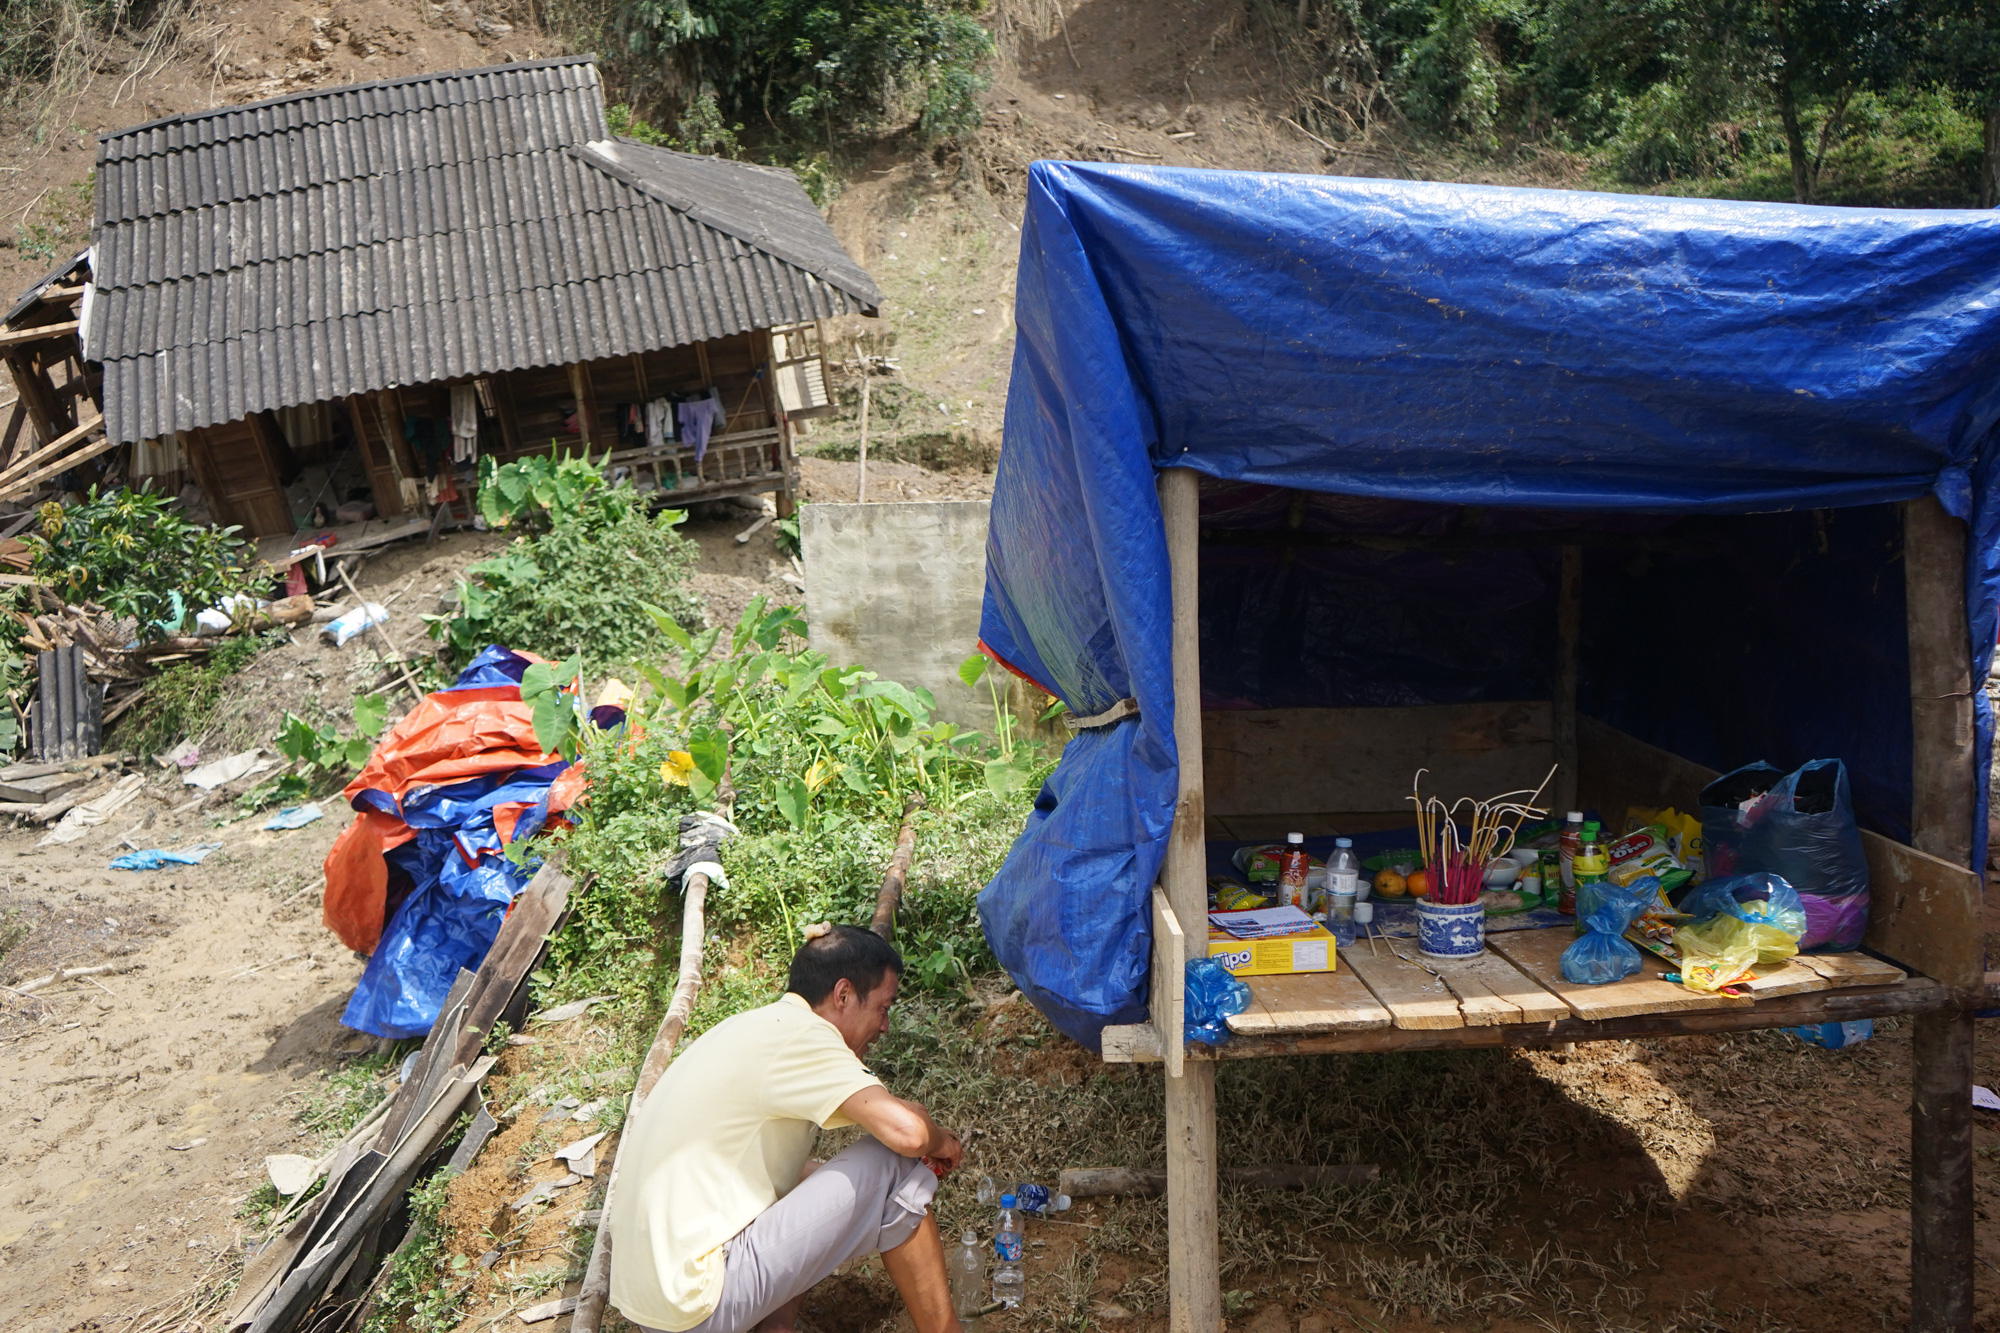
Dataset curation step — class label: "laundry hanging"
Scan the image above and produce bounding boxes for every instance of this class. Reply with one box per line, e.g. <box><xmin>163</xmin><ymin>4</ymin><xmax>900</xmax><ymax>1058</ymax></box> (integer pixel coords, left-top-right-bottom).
<box><xmin>450</xmin><ymin>384</ymin><xmax>480</xmax><ymax>463</ymax></box>
<box><xmin>677</xmin><ymin>389</ymin><xmax>724</xmax><ymax>462</ymax></box>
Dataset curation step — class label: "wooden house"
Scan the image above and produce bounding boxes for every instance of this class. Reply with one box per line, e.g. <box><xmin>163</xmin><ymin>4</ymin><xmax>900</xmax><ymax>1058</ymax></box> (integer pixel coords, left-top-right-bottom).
<box><xmin>6</xmin><ymin>56</ymin><xmax>873</xmax><ymax>537</ymax></box>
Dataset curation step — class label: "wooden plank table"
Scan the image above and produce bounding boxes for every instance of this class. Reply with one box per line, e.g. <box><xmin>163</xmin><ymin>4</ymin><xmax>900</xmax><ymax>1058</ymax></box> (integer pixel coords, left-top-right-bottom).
<box><xmin>1188</xmin><ymin>926</ymin><xmax>1942</xmax><ymax>1060</ymax></box>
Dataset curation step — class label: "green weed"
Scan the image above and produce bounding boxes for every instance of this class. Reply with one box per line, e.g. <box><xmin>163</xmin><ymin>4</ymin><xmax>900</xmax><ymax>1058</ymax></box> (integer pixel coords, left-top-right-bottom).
<box><xmin>365</xmin><ymin>1165</ymin><xmax>472</xmax><ymax>1333</ymax></box>
<box><xmin>116</xmin><ymin>632</ymin><xmax>275</xmax><ymax>757</ymax></box>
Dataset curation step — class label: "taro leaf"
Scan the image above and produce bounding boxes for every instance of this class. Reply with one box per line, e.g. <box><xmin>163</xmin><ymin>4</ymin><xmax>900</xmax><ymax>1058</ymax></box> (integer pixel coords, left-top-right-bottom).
<box><xmin>840</xmin><ymin>762</ymin><xmax>873</xmax><ymax>796</ymax></box>
<box><xmin>984</xmin><ymin>752</ymin><xmax>1032</xmax><ymax>797</ymax></box>
<box><xmin>958</xmin><ymin>653</ymin><xmax>990</xmax><ymax>689</ymax></box>
<box><xmin>531</xmin><ymin>688</ymin><xmax>576</xmax><ymax>760</ymax></box>
<box><xmin>352</xmin><ymin>692</ymin><xmax>388</xmax><ymax>738</ymax></box>
<box><xmin>687</xmin><ymin>768</ymin><xmax>717</xmax><ymax>802</ymax></box>
<box><xmin>775</xmin><ymin>775</ymin><xmax>810</xmax><ymax>831</ymax></box>
<box><xmin>687</xmin><ymin>729</ymin><xmax>729</xmax><ymax>782</ymax></box>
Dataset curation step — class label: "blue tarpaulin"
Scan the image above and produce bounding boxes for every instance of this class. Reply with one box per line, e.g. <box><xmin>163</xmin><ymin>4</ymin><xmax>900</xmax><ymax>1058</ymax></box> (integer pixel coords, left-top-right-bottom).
<box><xmin>975</xmin><ymin>162</ymin><xmax>2000</xmax><ymax>1050</ymax></box>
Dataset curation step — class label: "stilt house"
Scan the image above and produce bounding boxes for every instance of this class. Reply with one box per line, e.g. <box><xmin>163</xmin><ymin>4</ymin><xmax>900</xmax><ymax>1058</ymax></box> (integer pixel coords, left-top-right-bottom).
<box><xmin>50</xmin><ymin>55</ymin><xmax>872</xmax><ymax>536</ymax></box>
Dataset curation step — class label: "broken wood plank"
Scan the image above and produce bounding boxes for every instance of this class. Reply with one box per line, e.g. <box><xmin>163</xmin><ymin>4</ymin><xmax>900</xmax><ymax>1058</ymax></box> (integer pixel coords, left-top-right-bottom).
<box><xmin>1488</xmin><ymin>926</ymin><xmax>1742</xmax><ymax>1021</ymax></box>
<box><xmin>1340</xmin><ymin>949</ymin><xmax>1467</xmax><ymax>1029</ymax></box>
<box><xmin>0</xmin><ymin>320</ymin><xmax>81</xmax><ymax>349</ymax></box>
<box><xmin>1794</xmin><ymin>951</ymin><xmax>1907</xmax><ymax>988</ymax></box>
<box><xmin>1737</xmin><ymin>958</ymin><xmax>1831</xmax><ymax>999</ymax></box>
<box><xmin>1428</xmin><ymin>948</ymin><xmax>1570</xmax><ymax>1027</ymax></box>
<box><xmin>1226</xmin><ymin>967</ymin><xmax>1390</xmax><ymax>1036</ymax></box>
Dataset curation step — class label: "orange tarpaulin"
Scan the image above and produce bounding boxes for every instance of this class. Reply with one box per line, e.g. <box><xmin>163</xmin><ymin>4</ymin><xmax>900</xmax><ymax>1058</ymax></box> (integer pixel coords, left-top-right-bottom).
<box><xmin>322</xmin><ymin>683</ymin><xmax>563</xmax><ymax>954</ymax></box>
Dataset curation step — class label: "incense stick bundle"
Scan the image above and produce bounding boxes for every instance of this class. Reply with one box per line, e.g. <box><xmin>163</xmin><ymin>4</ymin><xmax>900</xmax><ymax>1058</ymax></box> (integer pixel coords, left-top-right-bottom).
<box><xmin>1406</xmin><ymin>766</ymin><xmax>1559</xmax><ymax>906</ymax></box>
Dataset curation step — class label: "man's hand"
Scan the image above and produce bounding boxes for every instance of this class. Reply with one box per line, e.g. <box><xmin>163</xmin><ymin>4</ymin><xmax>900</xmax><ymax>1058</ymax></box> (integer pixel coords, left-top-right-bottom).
<box><xmin>924</xmin><ymin>1130</ymin><xmax>965</xmax><ymax>1177</ymax></box>
<box><xmin>839</xmin><ymin>1085</ymin><xmax>962</xmax><ymax>1164</ymax></box>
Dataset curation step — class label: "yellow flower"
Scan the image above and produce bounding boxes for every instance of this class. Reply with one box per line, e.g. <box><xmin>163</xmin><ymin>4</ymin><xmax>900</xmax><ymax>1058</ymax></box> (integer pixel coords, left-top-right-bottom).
<box><xmin>804</xmin><ymin>759</ymin><xmax>832</xmax><ymax>793</ymax></box>
<box><xmin>660</xmin><ymin>751</ymin><xmax>696</xmax><ymax>786</ymax></box>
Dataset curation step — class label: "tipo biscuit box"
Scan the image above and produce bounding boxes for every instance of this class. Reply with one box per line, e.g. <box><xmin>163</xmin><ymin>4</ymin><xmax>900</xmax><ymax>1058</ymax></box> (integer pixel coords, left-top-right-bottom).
<box><xmin>1206</xmin><ymin>907</ymin><xmax>1337</xmax><ymax>976</ymax></box>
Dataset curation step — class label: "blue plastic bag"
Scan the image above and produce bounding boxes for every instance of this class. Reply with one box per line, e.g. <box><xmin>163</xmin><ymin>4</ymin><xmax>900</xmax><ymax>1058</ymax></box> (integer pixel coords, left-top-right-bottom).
<box><xmin>1184</xmin><ymin>957</ymin><xmax>1252</xmax><ymax>1046</ymax></box>
<box><xmin>1700</xmin><ymin>760</ymin><xmax>1869</xmax><ymax>950</ymax></box>
<box><xmin>1784</xmin><ymin>1020</ymin><xmax>1874</xmax><ymax>1049</ymax></box>
<box><xmin>1561</xmin><ymin>876</ymin><xmax>1658</xmax><ymax>984</ymax></box>
<box><xmin>1677</xmin><ymin>873</ymin><xmax>1809</xmax><ymax>941</ymax></box>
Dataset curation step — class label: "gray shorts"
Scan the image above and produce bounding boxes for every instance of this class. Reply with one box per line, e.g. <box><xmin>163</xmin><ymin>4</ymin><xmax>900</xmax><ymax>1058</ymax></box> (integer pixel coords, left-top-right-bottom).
<box><xmin>640</xmin><ymin>1136</ymin><xmax>938</xmax><ymax>1333</ymax></box>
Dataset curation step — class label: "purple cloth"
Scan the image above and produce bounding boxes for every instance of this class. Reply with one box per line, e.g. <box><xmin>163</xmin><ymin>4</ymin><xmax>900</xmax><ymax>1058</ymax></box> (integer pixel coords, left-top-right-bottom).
<box><xmin>678</xmin><ymin>397</ymin><xmax>724</xmax><ymax>462</ymax></box>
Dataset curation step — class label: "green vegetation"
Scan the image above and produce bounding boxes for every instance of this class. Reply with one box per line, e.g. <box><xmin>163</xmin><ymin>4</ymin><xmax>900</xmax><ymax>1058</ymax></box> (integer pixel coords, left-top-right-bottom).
<box><xmin>28</xmin><ymin>487</ymin><xmax>253</xmax><ymax>640</ymax></box>
<box><xmin>116</xmin><ymin>632</ymin><xmax>272</xmax><ymax>757</ymax></box>
<box><xmin>428</xmin><ymin>452</ymin><xmax>706</xmax><ymax>670</ymax></box>
<box><xmin>615</xmin><ymin>0</ymin><xmax>993</xmax><ymax>145</ymax></box>
<box><xmin>16</xmin><ymin>172</ymin><xmax>94</xmax><ymax>265</ymax></box>
<box><xmin>1262</xmin><ymin>0</ymin><xmax>1996</xmax><ymax>205</ymax></box>
<box><xmin>365</xmin><ymin>1166</ymin><xmax>473</xmax><ymax>1333</ymax></box>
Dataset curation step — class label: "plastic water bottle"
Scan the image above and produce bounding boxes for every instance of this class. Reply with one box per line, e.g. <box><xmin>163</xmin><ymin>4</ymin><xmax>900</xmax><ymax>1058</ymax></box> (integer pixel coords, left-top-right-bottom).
<box><xmin>1327</xmin><ymin>837</ymin><xmax>1359</xmax><ymax>920</ymax></box>
<box><xmin>975</xmin><ymin>1175</ymin><xmax>997</xmax><ymax>1206</ymax></box>
<box><xmin>991</xmin><ymin>1194</ymin><xmax>1026</xmax><ymax>1307</ymax></box>
<box><xmin>1012</xmin><ymin>1182</ymin><xmax>1072</xmax><ymax>1216</ymax></box>
<box><xmin>950</xmin><ymin>1228</ymin><xmax>987</xmax><ymax>1327</ymax></box>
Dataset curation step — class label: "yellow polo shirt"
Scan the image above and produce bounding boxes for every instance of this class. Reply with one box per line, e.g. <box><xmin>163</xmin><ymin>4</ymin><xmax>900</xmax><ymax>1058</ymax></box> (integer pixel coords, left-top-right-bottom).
<box><xmin>608</xmin><ymin>993</ymin><xmax>883</xmax><ymax>1331</ymax></box>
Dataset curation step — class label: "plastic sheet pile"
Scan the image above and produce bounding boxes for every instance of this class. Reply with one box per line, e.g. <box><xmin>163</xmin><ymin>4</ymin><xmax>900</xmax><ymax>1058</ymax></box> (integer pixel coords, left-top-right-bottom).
<box><xmin>324</xmin><ymin>646</ymin><xmax>604</xmax><ymax>1038</ymax></box>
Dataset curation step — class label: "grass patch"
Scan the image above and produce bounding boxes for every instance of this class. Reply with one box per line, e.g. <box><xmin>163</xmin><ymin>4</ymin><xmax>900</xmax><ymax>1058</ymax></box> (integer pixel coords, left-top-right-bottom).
<box><xmin>115</xmin><ymin>632</ymin><xmax>273</xmax><ymax>757</ymax></box>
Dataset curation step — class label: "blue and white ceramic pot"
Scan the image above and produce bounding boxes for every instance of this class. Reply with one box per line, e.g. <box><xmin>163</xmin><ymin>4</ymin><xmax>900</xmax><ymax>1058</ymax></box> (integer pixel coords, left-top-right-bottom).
<box><xmin>1417</xmin><ymin>898</ymin><xmax>1484</xmax><ymax>959</ymax></box>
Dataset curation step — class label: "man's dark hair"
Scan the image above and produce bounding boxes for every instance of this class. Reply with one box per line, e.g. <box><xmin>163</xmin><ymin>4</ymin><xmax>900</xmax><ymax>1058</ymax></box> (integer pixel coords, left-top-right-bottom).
<box><xmin>787</xmin><ymin>925</ymin><xmax>904</xmax><ymax>1005</ymax></box>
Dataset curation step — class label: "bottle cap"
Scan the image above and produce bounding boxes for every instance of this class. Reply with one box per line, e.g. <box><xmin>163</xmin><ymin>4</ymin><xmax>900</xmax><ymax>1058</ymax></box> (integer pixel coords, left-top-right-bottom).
<box><xmin>1286</xmin><ymin>832</ymin><xmax>1304</xmax><ymax>844</ymax></box>
<box><xmin>962</xmin><ymin>1228</ymin><xmax>978</xmax><ymax>1245</ymax></box>
<box><xmin>1567</xmin><ymin>811</ymin><xmax>1584</xmax><ymax>822</ymax></box>
<box><xmin>1334</xmin><ymin>837</ymin><xmax>1352</xmax><ymax>848</ymax></box>
<box><xmin>1055</xmin><ymin>1193</ymin><xmax>1072</xmax><ymax>1210</ymax></box>
<box><xmin>1000</xmin><ymin>1193</ymin><xmax>1017</xmax><ymax>1208</ymax></box>
<box><xmin>1583</xmin><ymin>821</ymin><xmax>1600</xmax><ymax>837</ymax></box>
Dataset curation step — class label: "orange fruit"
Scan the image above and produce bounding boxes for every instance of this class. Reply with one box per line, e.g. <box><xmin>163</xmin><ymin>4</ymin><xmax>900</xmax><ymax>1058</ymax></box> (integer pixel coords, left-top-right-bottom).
<box><xmin>1373</xmin><ymin>869</ymin><xmax>1407</xmax><ymax>898</ymax></box>
<box><xmin>1406</xmin><ymin>867</ymin><xmax>1433</xmax><ymax>899</ymax></box>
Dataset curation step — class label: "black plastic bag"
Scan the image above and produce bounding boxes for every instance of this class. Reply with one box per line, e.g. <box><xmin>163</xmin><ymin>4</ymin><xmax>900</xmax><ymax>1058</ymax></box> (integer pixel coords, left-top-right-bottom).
<box><xmin>1699</xmin><ymin>759</ymin><xmax>1869</xmax><ymax>951</ymax></box>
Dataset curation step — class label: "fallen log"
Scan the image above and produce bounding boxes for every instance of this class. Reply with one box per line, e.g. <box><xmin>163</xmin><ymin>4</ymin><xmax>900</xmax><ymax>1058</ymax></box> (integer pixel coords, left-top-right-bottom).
<box><xmin>1058</xmin><ymin>1164</ymin><xmax>1380</xmax><ymax>1199</ymax></box>
<box><xmin>0</xmin><ymin>959</ymin><xmax>142</xmax><ymax>997</ymax></box>
<box><xmin>869</xmin><ymin>792</ymin><xmax>924</xmax><ymax>941</ymax></box>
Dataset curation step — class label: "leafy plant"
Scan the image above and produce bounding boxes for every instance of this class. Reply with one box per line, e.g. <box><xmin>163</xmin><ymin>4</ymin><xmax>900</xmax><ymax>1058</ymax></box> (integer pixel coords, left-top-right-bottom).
<box><xmin>364</xmin><ymin>1165</ymin><xmax>472</xmax><ymax>1333</ymax></box>
<box><xmin>28</xmin><ymin>486</ymin><xmax>252</xmax><ymax>641</ymax></box>
<box><xmin>522</xmin><ymin>654</ymin><xmax>586</xmax><ymax>760</ymax></box>
<box><xmin>957</xmin><ymin>652</ymin><xmax>1032</xmax><ymax>796</ymax></box>
<box><xmin>274</xmin><ymin>693</ymin><xmax>389</xmax><ymax>778</ymax></box>
<box><xmin>432</xmin><ymin>451</ymin><xmax>706</xmax><ymax>668</ymax></box>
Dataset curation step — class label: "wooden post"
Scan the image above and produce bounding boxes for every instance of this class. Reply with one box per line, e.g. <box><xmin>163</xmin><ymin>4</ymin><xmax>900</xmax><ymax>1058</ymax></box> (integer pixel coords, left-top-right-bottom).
<box><xmin>1158</xmin><ymin>466</ymin><xmax>1220</xmax><ymax>1333</ymax></box>
<box><xmin>1903</xmin><ymin>497</ymin><xmax>1976</xmax><ymax>868</ymax></box>
<box><xmin>855</xmin><ymin>344</ymin><xmax>871</xmax><ymax>503</ymax></box>
<box><xmin>1553</xmin><ymin>544</ymin><xmax>1581</xmax><ymax>816</ymax></box>
<box><xmin>566</xmin><ymin>363</ymin><xmax>598</xmax><ymax>447</ymax></box>
<box><xmin>1903</xmin><ymin>495</ymin><xmax>1977</xmax><ymax>1333</ymax></box>
<box><xmin>1913</xmin><ymin>1007</ymin><xmax>1975</xmax><ymax>1333</ymax></box>
<box><xmin>492</xmin><ymin>373</ymin><xmax>523</xmax><ymax>458</ymax></box>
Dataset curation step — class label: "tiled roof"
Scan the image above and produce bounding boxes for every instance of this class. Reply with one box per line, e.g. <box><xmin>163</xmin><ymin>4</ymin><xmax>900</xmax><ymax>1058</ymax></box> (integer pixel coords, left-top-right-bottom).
<box><xmin>87</xmin><ymin>56</ymin><xmax>879</xmax><ymax>445</ymax></box>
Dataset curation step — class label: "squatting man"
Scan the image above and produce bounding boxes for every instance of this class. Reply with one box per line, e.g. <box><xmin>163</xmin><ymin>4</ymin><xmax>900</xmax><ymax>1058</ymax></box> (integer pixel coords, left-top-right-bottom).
<box><xmin>610</xmin><ymin>923</ymin><xmax>969</xmax><ymax>1333</ymax></box>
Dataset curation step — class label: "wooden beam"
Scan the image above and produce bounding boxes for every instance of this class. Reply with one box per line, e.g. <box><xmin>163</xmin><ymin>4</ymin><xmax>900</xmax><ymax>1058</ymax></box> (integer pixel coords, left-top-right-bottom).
<box><xmin>1912</xmin><ymin>1008</ymin><xmax>1975</xmax><ymax>1333</ymax></box>
<box><xmin>566</xmin><ymin>363</ymin><xmax>597</xmax><ymax>446</ymax></box>
<box><xmin>1158</xmin><ymin>465</ymin><xmax>1220</xmax><ymax>1333</ymax></box>
<box><xmin>1903</xmin><ymin>497</ymin><xmax>1976</xmax><ymax>869</ymax></box>
<box><xmin>1553</xmin><ymin>543</ymin><xmax>1581</xmax><ymax>814</ymax></box>
<box><xmin>1150</xmin><ymin>888</ymin><xmax>1185</xmax><ymax>1077</ymax></box>
<box><xmin>0</xmin><ymin>398</ymin><xmax>24</xmax><ymax>467</ymax></box>
<box><xmin>0</xmin><ymin>427</ymin><xmax>120</xmax><ymax>501</ymax></box>
<box><xmin>492</xmin><ymin>372</ymin><xmax>523</xmax><ymax>458</ymax></box>
<box><xmin>0</xmin><ymin>411</ymin><xmax>102</xmax><ymax>488</ymax></box>
<box><xmin>3</xmin><ymin>350</ymin><xmax>62</xmax><ymax>446</ymax></box>
<box><xmin>0</xmin><ymin>320</ymin><xmax>80</xmax><ymax>349</ymax></box>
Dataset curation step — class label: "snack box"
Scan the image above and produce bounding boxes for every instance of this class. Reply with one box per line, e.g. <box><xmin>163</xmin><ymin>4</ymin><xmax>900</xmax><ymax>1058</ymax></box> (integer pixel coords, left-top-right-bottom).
<box><xmin>1206</xmin><ymin>913</ymin><xmax>1338</xmax><ymax>977</ymax></box>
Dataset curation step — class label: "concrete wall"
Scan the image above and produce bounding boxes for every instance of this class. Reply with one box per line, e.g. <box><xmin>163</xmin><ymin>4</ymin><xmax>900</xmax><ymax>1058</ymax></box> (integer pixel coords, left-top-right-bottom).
<box><xmin>802</xmin><ymin>500</ymin><xmax>992</xmax><ymax>729</ymax></box>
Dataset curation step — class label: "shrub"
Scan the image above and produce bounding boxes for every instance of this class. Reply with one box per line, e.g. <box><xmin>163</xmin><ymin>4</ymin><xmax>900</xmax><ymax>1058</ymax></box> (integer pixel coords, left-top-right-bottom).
<box><xmin>27</xmin><ymin>486</ymin><xmax>252</xmax><ymax>641</ymax></box>
<box><xmin>433</xmin><ymin>452</ymin><xmax>706</xmax><ymax>669</ymax></box>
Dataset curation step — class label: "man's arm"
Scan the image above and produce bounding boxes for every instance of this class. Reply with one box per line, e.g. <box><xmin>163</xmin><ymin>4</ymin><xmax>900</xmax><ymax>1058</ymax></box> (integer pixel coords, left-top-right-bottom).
<box><xmin>837</xmin><ymin>1085</ymin><xmax>963</xmax><ymax>1168</ymax></box>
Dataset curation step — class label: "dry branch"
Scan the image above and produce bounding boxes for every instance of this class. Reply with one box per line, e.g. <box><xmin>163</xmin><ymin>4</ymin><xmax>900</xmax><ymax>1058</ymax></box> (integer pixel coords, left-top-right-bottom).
<box><xmin>870</xmin><ymin>792</ymin><xmax>924</xmax><ymax>940</ymax></box>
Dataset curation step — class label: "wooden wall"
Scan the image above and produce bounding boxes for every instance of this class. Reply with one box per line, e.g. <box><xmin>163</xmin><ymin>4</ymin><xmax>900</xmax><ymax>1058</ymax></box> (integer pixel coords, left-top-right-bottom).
<box><xmin>1202</xmin><ymin>702</ymin><xmax>1556</xmax><ymax>837</ymax></box>
<box><xmin>492</xmin><ymin>333</ymin><xmax>779</xmax><ymax>461</ymax></box>
<box><xmin>185</xmin><ymin>413</ymin><xmax>291</xmax><ymax>536</ymax></box>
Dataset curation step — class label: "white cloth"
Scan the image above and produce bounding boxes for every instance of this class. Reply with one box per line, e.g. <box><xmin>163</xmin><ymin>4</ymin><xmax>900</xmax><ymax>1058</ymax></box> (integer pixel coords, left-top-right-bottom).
<box><xmin>450</xmin><ymin>384</ymin><xmax>479</xmax><ymax>462</ymax></box>
<box><xmin>644</xmin><ymin>398</ymin><xmax>673</xmax><ymax>451</ymax></box>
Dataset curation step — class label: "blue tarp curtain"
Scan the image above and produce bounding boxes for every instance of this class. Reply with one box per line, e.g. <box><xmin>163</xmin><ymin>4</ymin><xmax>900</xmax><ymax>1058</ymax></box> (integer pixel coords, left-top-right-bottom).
<box><xmin>975</xmin><ymin>162</ymin><xmax>2000</xmax><ymax>1050</ymax></box>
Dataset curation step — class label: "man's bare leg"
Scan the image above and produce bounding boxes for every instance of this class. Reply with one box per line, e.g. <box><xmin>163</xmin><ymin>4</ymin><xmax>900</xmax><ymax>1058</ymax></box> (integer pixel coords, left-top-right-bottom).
<box><xmin>880</xmin><ymin>1211</ymin><xmax>962</xmax><ymax>1333</ymax></box>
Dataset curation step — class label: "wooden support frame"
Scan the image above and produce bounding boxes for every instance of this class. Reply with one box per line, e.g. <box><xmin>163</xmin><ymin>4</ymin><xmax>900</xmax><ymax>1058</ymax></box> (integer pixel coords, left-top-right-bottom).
<box><xmin>1157</xmin><ymin>467</ymin><xmax>1220</xmax><ymax>1333</ymax></box>
<box><xmin>1132</xmin><ymin>479</ymin><xmax>1983</xmax><ymax>1333</ymax></box>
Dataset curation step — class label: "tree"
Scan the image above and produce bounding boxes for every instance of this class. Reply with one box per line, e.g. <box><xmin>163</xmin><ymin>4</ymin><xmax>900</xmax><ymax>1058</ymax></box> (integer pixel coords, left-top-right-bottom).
<box><xmin>1907</xmin><ymin>0</ymin><xmax>2000</xmax><ymax>206</ymax></box>
<box><xmin>1762</xmin><ymin>0</ymin><xmax>1915</xmax><ymax>203</ymax></box>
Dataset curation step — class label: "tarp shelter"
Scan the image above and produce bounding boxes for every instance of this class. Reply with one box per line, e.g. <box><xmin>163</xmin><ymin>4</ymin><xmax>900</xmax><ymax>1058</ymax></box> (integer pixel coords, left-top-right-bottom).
<box><xmin>975</xmin><ymin>161</ymin><xmax>1999</xmax><ymax>1331</ymax></box>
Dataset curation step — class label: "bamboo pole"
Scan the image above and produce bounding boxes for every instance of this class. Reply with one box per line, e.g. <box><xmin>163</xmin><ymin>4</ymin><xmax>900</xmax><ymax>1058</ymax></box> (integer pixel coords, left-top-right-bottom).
<box><xmin>869</xmin><ymin>792</ymin><xmax>924</xmax><ymax>940</ymax></box>
<box><xmin>855</xmin><ymin>345</ymin><xmax>871</xmax><ymax>503</ymax></box>
<box><xmin>573</xmin><ymin>768</ymin><xmax>737</xmax><ymax>1333</ymax></box>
